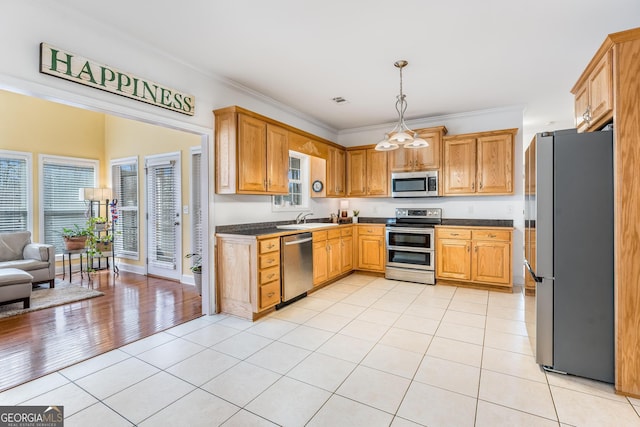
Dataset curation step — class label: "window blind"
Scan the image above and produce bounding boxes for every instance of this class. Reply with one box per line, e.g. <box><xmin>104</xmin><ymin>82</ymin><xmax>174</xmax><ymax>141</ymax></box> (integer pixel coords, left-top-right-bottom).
<box><xmin>42</xmin><ymin>160</ymin><xmax>96</xmax><ymax>252</ymax></box>
<box><xmin>147</xmin><ymin>162</ymin><xmax>177</xmax><ymax>268</ymax></box>
<box><xmin>0</xmin><ymin>155</ymin><xmax>28</xmax><ymax>232</ymax></box>
<box><xmin>191</xmin><ymin>152</ymin><xmax>203</xmax><ymax>257</ymax></box>
<box><xmin>112</xmin><ymin>160</ymin><xmax>139</xmax><ymax>259</ymax></box>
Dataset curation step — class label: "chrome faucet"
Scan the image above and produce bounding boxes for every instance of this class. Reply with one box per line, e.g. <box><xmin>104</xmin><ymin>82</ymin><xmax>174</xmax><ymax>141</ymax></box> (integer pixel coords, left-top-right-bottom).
<box><xmin>296</xmin><ymin>212</ymin><xmax>313</xmax><ymax>224</ymax></box>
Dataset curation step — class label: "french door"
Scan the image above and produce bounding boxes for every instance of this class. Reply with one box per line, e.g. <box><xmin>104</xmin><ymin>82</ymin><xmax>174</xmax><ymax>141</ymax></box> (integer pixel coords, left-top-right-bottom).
<box><xmin>146</xmin><ymin>153</ymin><xmax>182</xmax><ymax>280</ymax></box>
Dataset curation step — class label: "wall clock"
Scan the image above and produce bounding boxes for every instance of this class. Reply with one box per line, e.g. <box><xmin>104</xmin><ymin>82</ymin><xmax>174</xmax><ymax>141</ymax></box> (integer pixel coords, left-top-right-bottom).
<box><xmin>312</xmin><ymin>180</ymin><xmax>323</xmax><ymax>192</ymax></box>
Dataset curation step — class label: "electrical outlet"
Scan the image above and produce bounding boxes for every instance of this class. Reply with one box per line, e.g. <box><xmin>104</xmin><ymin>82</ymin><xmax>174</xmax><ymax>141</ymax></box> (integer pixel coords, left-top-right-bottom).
<box><xmin>183</xmin><ymin>205</ymin><xmax>189</xmax><ymax>214</ymax></box>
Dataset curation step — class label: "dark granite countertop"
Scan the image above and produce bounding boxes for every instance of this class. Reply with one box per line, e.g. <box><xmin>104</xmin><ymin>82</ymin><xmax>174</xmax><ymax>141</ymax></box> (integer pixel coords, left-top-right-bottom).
<box><xmin>440</xmin><ymin>218</ymin><xmax>514</xmax><ymax>227</ymax></box>
<box><xmin>215</xmin><ymin>217</ymin><xmax>513</xmax><ymax>237</ymax></box>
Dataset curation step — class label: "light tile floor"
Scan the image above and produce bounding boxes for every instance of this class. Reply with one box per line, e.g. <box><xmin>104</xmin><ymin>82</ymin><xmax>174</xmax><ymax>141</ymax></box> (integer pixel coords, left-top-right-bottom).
<box><xmin>2</xmin><ymin>274</ymin><xmax>639</xmax><ymax>426</ymax></box>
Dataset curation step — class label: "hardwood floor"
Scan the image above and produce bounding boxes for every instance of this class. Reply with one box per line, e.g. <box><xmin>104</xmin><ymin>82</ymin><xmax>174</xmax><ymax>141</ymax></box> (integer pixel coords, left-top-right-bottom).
<box><xmin>0</xmin><ymin>270</ymin><xmax>202</xmax><ymax>392</ymax></box>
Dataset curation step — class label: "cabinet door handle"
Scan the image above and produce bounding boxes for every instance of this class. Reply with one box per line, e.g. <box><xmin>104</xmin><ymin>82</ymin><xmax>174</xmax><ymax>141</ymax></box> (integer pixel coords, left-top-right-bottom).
<box><xmin>267</xmin><ymin>243</ymin><xmax>275</xmax><ymax>249</ymax></box>
<box><xmin>264</xmin><ymin>179</ymin><xmax>267</xmax><ymax>189</ymax></box>
<box><xmin>266</xmin><ymin>258</ymin><xmax>275</xmax><ymax>264</ymax></box>
<box><xmin>267</xmin><ymin>273</ymin><xmax>276</xmax><ymax>279</ymax></box>
<box><xmin>467</xmin><ymin>245</ymin><xmax>470</xmax><ymax>252</ymax></box>
<box><xmin>488</xmin><ymin>233</ymin><xmax>496</xmax><ymax>238</ymax></box>
<box><xmin>451</xmin><ymin>233</ymin><xmax>459</xmax><ymax>236</ymax></box>
<box><xmin>474</xmin><ymin>245</ymin><xmax>478</xmax><ymax>253</ymax></box>
<box><xmin>471</xmin><ymin>182</ymin><xmax>475</xmax><ymax>191</ymax></box>
<box><xmin>479</xmin><ymin>182</ymin><xmax>483</xmax><ymax>190</ymax></box>
<box><xmin>267</xmin><ymin>292</ymin><xmax>275</xmax><ymax>298</ymax></box>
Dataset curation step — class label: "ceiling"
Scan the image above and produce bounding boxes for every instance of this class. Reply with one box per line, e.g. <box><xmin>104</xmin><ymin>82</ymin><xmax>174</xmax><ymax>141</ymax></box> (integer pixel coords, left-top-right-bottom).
<box><xmin>54</xmin><ymin>0</ymin><xmax>639</xmax><ymax>135</ymax></box>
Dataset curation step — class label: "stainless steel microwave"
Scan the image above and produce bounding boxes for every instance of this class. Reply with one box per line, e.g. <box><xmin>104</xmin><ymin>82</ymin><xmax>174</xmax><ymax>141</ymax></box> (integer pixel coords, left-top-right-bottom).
<box><xmin>391</xmin><ymin>171</ymin><xmax>439</xmax><ymax>198</ymax></box>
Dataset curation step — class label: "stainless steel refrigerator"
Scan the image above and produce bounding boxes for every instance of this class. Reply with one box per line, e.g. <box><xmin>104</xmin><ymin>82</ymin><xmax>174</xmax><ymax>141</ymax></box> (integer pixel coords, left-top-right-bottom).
<box><xmin>524</xmin><ymin>128</ymin><xmax>614</xmax><ymax>383</ymax></box>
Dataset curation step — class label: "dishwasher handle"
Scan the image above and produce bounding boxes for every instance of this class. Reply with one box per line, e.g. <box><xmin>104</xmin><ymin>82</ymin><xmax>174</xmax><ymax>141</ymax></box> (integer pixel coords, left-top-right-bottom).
<box><xmin>284</xmin><ymin>237</ymin><xmax>313</xmax><ymax>246</ymax></box>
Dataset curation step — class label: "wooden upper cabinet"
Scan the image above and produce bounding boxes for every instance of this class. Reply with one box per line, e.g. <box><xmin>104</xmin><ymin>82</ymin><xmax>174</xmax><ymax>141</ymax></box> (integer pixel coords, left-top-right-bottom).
<box><xmin>327</xmin><ymin>146</ymin><xmax>346</xmax><ymax>197</ymax></box>
<box><xmin>214</xmin><ymin>106</ymin><xmax>339</xmax><ymax>195</ymax></box>
<box><xmin>347</xmin><ymin>148</ymin><xmax>388</xmax><ymax>197</ymax></box>
<box><xmin>443</xmin><ymin>129</ymin><xmax>516</xmax><ymax>196</ymax></box>
<box><xmin>443</xmin><ymin>137</ymin><xmax>477</xmax><ymax>194</ymax></box>
<box><xmin>265</xmin><ymin>124</ymin><xmax>289</xmax><ymax>193</ymax></box>
<box><xmin>477</xmin><ymin>133</ymin><xmax>513</xmax><ymax>194</ymax></box>
<box><xmin>366</xmin><ymin>149</ymin><xmax>389</xmax><ymax>196</ymax></box>
<box><xmin>389</xmin><ymin>126</ymin><xmax>447</xmax><ymax>172</ymax></box>
<box><xmin>346</xmin><ymin>149</ymin><xmax>367</xmax><ymax>196</ymax></box>
<box><xmin>237</xmin><ymin>114</ymin><xmax>267</xmax><ymax>192</ymax></box>
<box><xmin>572</xmin><ymin>49</ymin><xmax>613</xmax><ymax>132</ymax></box>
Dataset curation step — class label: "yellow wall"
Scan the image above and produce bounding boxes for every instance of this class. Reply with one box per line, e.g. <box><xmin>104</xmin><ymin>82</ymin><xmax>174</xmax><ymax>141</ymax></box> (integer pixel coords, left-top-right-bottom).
<box><xmin>0</xmin><ymin>90</ymin><xmax>105</xmax><ymax>241</ymax></box>
<box><xmin>103</xmin><ymin>115</ymin><xmax>201</xmax><ymax>272</ymax></box>
<box><xmin>0</xmin><ymin>90</ymin><xmax>201</xmax><ymax>277</ymax></box>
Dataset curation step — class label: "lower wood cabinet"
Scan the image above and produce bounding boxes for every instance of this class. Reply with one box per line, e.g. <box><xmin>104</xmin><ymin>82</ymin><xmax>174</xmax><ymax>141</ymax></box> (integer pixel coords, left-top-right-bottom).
<box><xmin>356</xmin><ymin>224</ymin><xmax>385</xmax><ymax>272</ymax></box>
<box><xmin>436</xmin><ymin>226</ymin><xmax>513</xmax><ymax>290</ymax></box>
<box><xmin>216</xmin><ymin>234</ymin><xmax>281</xmax><ymax>320</ymax></box>
<box><xmin>313</xmin><ymin>226</ymin><xmax>353</xmax><ymax>287</ymax></box>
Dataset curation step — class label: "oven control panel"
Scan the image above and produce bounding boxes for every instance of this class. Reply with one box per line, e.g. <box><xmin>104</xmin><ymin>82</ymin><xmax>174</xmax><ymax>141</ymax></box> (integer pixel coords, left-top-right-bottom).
<box><xmin>395</xmin><ymin>208</ymin><xmax>442</xmax><ymax>219</ymax></box>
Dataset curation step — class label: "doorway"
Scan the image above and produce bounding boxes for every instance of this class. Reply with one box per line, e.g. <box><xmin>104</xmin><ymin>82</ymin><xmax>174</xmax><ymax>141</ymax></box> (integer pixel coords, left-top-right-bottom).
<box><xmin>145</xmin><ymin>152</ymin><xmax>182</xmax><ymax>281</ymax></box>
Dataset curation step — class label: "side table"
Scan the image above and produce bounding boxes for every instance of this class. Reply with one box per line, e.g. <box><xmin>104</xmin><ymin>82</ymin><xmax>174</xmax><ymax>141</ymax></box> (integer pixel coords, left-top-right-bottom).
<box><xmin>61</xmin><ymin>249</ymin><xmax>86</xmax><ymax>281</ymax></box>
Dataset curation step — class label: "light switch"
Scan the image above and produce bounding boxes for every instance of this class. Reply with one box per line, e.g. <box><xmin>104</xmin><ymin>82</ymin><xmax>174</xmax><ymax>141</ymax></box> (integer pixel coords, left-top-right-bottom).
<box><xmin>183</xmin><ymin>205</ymin><xmax>189</xmax><ymax>214</ymax></box>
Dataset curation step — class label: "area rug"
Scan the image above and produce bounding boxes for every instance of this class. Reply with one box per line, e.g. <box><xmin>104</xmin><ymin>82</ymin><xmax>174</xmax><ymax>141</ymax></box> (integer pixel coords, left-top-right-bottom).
<box><xmin>0</xmin><ymin>279</ymin><xmax>104</xmax><ymax>319</ymax></box>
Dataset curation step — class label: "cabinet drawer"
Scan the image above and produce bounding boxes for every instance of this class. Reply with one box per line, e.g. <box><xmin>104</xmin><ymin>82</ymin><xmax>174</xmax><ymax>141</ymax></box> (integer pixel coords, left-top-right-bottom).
<box><xmin>341</xmin><ymin>227</ymin><xmax>353</xmax><ymax>237</ymax></box>
<box><xmin>358</xmin><ymin>225</ymin><xmax>384</xmax><ymax>236</ymax></box>
<box><xmin>259</xmin><ymin>253</ymin><xmax>280</xmax><ymax>269</ymax></box>
<box><xmin>328</xmin><ymin>229</ymin><xmax>341</xmax><ymax>239</ymax></box>
<box><xmin>260</xmin><ymin>281</ymin><xmax>280</xmax><ymax>309</ymax></box>
<box><xmin>472</xmin><ymin>229</ymin><xmax>511</xmax><ymax>241</ymax></box>
<box><xmin>259</xmin><ymin>238</ymin><xmax>279</xmax><ymax>254</ymax></box>
<box><xmin>259</xmin><ymin>265</ymin><xmax>280</xmax><ymax>285</ymax></box>
<box><xmin>313</xmin><ymin>231</ymin><xmax>328</xmax><ymax>241</ymax></box>
<box><xmin>437</xmin><ymin>228</ymin><xmax>471</xmax><ymax>240</ymax></box>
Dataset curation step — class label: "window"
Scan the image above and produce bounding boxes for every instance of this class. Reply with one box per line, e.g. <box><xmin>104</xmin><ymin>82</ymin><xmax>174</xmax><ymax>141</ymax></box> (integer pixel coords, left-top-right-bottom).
<box><xmin>0</xmin><ymin>150</ymin><xmax>32</xmax><ymax>233</ymax></box>
<box><xmin>272</xmin><ymin>151</ymin><xmax>310</xmax><ymax>211</ymax></box>
<box><xmin>191</xmin><ymin>148</ymin><xmax>203</xmax><ymax>257</ymax></box>
<box><xmin>111</xmin><ymin>157</ymin><xmax>139</xmax><ymax>259</ymax></box>
<box><xmin>40</xmin><ymin>155</ymin><xmax>98</xmax><ymax>253</ymax></box>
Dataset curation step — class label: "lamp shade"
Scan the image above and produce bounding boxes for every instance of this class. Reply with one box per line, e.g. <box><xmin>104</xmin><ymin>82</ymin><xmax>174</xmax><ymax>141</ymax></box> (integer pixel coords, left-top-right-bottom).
<box><xmin>79</xmin><ymin>187</ymin><xmax>113</xmax><ymax>201</ymax></box>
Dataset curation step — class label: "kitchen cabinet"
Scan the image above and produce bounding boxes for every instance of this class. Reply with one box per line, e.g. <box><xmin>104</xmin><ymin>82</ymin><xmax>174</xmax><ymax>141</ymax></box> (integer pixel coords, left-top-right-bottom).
<box><xmin>388</xmin><ymin>126</ymin><xmax>447</xmax><ymax>172</ymax></box>
<box><xmin>214</xmin><ymin>107</ymin><xmax>289</xmax><ymax>195</ymax></box>
<box><xmin>326</xmin><ymin>146</ymin><xmax>346</xmax><ymax>197</ymax></box>
<box><xmin>442</xmin><ymin>129</ymin><xmax>516</xmax><ymax>196</ymax></box>
<box><xmin>216</xmin><ymin>234</ymin><xmax>281</xmax><ymax>320</ymax></box>
<box><xmin>347</xmin><ymin>147</ymin><xmax>389</xmax><ymax>197</ymax></box>
<box><xmin>572</xmin><ymin>50</ymin><xmax>613</xmax><ymax>132</ymax></box>
<box><xmin>237</xmin><ymin>115</ymin><xmax>288</xmax><ymax>194</ymax></box>
<box><xmin>313</xmin><ymin>226</ymin><xmax>352</xmax><ymax>286</ymax></box>
<box><xmin>355</xmin><ymin>224</ymin><xmax>385</xmax><ymax>272</ymax></box>
<box><xmin>436</xmin><ymin>226</ymin><xmax>512</xmax><ymax>290</ymax></box>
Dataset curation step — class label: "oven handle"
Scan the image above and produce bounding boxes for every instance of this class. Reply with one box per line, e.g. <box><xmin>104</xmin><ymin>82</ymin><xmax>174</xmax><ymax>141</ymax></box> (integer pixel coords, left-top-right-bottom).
<box><xmin>386</xmin><ymin>226</ymin><xmax>435</xmax><ymax>234</ymax></box>
<box><xmin>387</xmin><ymin>245</ymin><xmax>433</xmax><ymax>253</ymax></box>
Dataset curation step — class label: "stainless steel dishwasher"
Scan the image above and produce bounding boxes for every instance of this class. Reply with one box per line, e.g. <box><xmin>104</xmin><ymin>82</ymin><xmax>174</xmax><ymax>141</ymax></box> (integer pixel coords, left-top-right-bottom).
<box><xmin>278</xmin><ymin>232</ymin><xmax>313</xmax><ymax>308</ymax></box>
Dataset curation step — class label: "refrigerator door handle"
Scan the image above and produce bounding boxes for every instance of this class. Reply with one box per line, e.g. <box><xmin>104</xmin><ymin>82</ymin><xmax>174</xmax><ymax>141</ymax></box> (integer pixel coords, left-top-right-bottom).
<box><xmin>524</xmin><ymin>260</ymin><xmax>543</xmax><ymax>283</ymax></box>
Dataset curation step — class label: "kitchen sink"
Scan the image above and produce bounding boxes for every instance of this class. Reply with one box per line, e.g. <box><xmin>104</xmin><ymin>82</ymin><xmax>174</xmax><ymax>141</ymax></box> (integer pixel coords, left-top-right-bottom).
<box><xmin>276</xmin><ymin>223</ymin><xmax>338</xmax><ymax>230</ymax></box>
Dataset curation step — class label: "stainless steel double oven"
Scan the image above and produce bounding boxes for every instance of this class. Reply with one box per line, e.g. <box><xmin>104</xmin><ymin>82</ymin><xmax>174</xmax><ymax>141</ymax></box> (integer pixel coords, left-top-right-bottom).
<box><xmin>385</xmin><ymin>208</ymin><xmax>441</xmax><ymax>285</ymax></box>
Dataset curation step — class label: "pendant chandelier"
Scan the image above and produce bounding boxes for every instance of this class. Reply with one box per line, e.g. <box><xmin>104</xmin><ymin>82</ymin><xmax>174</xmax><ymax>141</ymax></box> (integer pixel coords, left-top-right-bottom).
<box><xmin>375</xmin><ymin>60</ymin><xmax>428</xmax><ymax>151</ymax></box>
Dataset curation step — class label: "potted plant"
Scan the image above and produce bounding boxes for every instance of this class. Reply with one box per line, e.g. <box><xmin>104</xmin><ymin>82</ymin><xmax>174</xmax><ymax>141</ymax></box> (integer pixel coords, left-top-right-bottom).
<box><xmin>352</xmin><ymin>209</ymin><xmax>360</xmax><ymax>223</ymax></box>
<box><xmin>86</xmin><ymin>216</ymin><xmax>112</xmax><ymax>259</ymax></box>
<box><xmin>61</xmin><ymin>224</ymin><xmax>91</xmax><ymax>250</ymax></box>
<box><xmin>186</xmin><ymin>253</ymin><xmax>202</xmax><ymax>295</ymax></box>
